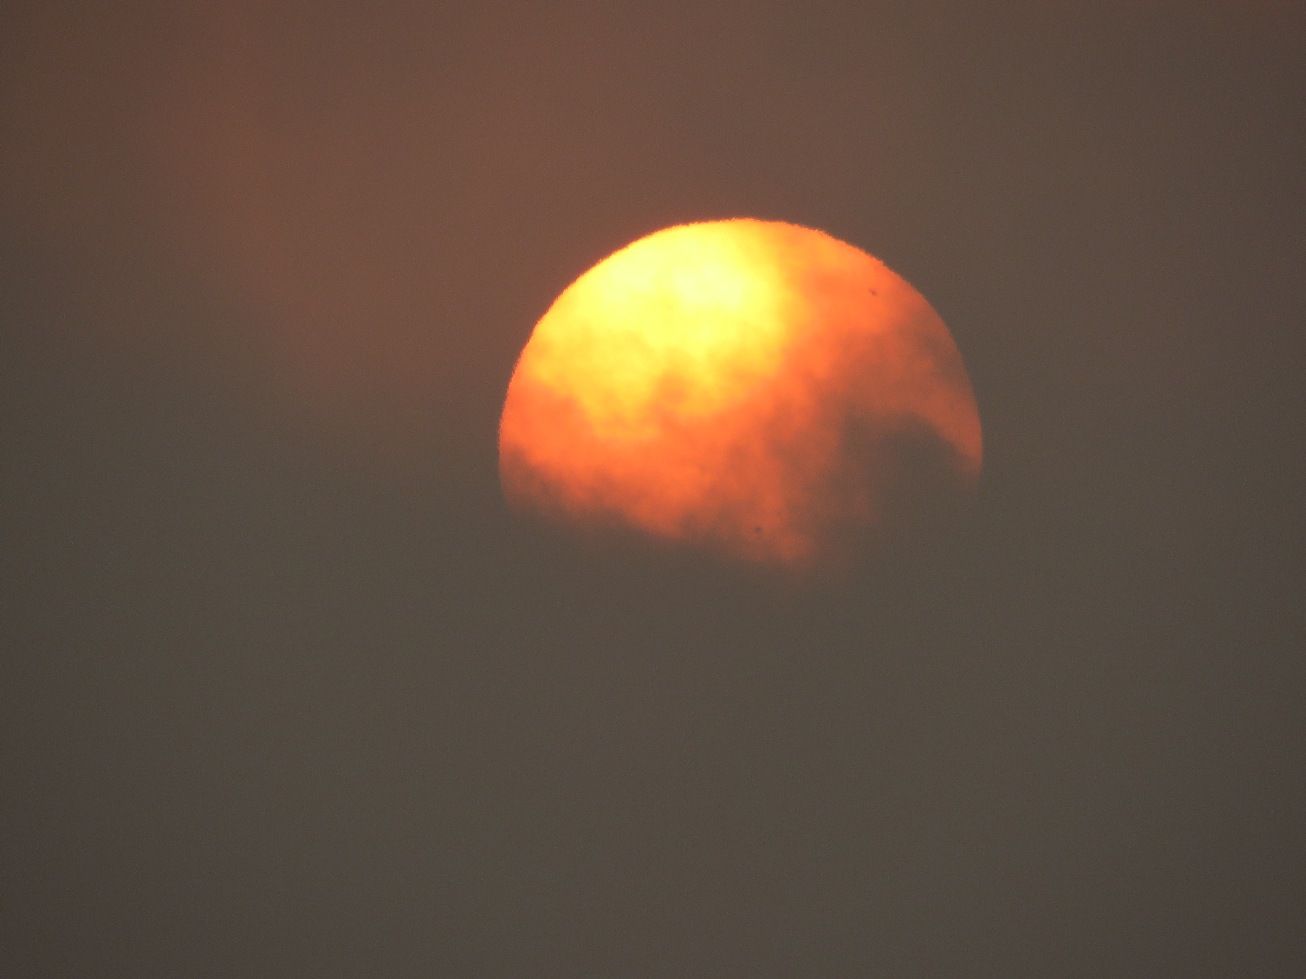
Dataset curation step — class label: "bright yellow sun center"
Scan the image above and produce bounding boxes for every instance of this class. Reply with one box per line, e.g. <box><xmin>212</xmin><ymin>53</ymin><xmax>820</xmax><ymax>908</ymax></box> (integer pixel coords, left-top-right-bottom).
<box><xmin>530</xmin><ymin>224</ymin><xmax>792</xmax><ymax>437</ymax></box>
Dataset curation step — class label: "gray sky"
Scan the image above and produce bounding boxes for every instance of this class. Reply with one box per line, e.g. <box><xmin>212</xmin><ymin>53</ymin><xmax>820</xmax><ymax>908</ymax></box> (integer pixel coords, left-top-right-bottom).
<box><xmin>3</xmin><ymin>2</ymin><xmax>1303</xmax><ymax>974</ymax></box>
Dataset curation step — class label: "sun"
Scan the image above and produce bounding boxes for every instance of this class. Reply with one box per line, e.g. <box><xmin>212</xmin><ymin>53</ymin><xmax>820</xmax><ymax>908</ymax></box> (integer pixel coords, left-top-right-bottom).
<box><xmin>499</xmin><ymin>218</ymin><xmax>981</xmax><ymax>569</ymax></box>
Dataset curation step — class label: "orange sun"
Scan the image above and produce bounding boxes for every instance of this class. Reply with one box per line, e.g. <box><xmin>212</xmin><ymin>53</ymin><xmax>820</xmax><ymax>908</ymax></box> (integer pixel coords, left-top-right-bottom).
<box><xmin>499</xmin><ymin>219</ymin><xmax>982</xmax><ymax>569</ymax></box>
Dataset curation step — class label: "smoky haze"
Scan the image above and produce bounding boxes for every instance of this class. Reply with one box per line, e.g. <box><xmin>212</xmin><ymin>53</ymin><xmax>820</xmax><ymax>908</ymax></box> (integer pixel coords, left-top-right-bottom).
<box><xmin>2</xmin><ymin>2</ymin><xmax>1303</xmax><ymax>975</ymax></box>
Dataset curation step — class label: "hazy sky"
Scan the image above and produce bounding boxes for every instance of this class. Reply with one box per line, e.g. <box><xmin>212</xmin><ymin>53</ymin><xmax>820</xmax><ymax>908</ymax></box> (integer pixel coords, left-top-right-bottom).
<box><xmin>3</xmin><ymin>2</ymin><xmax>1303</xmax><ymax>974</ymax></box>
